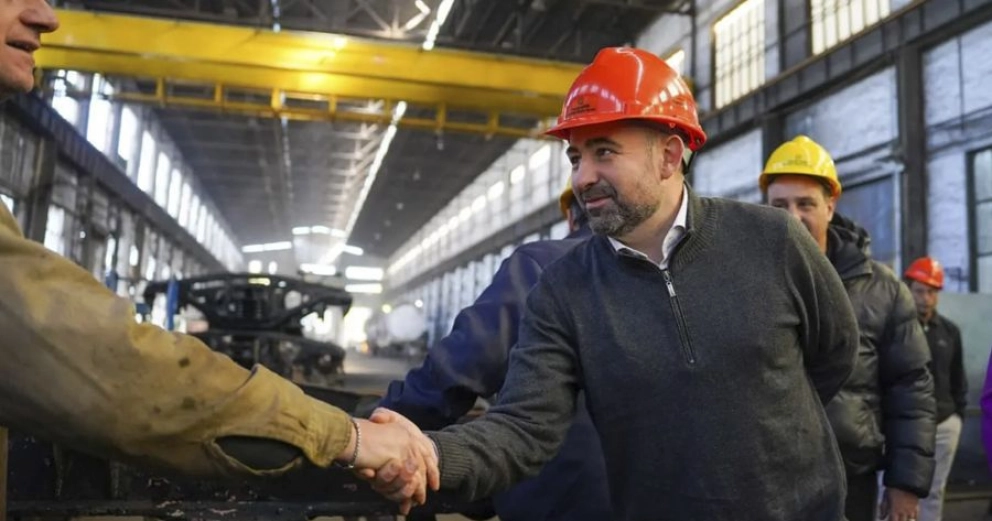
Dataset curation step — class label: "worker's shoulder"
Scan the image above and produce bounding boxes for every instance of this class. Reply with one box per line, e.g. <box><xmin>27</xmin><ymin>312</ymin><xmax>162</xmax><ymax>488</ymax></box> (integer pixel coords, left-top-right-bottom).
<box><xmin>866</xmin><ymin>258</ymin><xmax>912</xmax><ymax>301</ymax></box>
<box><xmin>697</xmin><ymin>195</ymin><xmax>793</xmax><ymax>236</ymax></box>
<box><xmin>513</xmin><ymin>236</ymin><xmax>591</xmax><ymax>268</ymax></box>
<box><xmin>935</xmin><ymin>311</ymin><xmax>962</xmax><ymax>336</ymax></box>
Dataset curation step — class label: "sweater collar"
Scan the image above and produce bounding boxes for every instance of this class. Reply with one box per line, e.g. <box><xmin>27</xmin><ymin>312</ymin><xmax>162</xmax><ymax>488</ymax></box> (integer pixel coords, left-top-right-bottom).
<box><xmin>594</xmin><ymin>183</ymin><xmax>714</xmax><ymax>271</ymax></box>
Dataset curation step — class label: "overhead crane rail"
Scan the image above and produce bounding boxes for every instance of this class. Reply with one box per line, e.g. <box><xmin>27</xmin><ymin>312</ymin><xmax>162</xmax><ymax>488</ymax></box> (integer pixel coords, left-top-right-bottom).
<box><xmin>35</xmin><ymin>9</ymin><xmax>586</xmax><ymax>139</ymax></box>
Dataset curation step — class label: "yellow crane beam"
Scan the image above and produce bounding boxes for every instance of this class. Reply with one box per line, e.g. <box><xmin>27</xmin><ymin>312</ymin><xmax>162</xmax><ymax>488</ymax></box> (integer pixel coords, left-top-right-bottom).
<box><xmin>36</xmin><ymin>9</ymin><xmax>584</xmax><ymax>125</ymax></box>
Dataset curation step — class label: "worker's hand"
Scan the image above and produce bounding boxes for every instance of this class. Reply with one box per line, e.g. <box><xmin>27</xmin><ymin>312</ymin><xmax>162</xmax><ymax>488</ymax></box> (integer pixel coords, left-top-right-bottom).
<box><xmin>878</xmin><ymin>487</ymin><xmax>919</xmax><ymax>521</ymax></box>
<box><xmin>355</xmin><ymin>408</ymin><xmax>440</xmax><ymax>513</ymax></box>
<box><xmin>339</xmin><ymin>416</ymin><xmax>436</xmax><ymax>514</ymax></box>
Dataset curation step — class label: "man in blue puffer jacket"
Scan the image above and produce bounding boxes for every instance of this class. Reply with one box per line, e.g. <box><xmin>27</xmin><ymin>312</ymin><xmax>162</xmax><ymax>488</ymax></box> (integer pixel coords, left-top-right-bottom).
<box><xmin>376</xmin><ymin>183</ymin><xmax>610</xmax><ymax>521</ymax></box>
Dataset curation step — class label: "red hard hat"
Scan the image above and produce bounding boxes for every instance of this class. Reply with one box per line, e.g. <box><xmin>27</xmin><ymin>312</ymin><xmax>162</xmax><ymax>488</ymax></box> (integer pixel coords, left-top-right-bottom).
<box><xmin>545</xmin><ymin>47</ymin><xmax>707</xmax><ymax>151</ymax></box>
<box><xmin>904</xmin><ymin>256</ymin><xmax>945</xmax><ymax>289</ymax></box>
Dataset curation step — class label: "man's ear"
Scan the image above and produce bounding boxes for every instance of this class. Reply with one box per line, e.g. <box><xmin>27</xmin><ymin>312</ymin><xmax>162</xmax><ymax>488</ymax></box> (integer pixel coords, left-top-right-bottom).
<box><xmin>659</xmin><ymin>134</ymin><xmax>685</xmax><ymax>180</ymax></box>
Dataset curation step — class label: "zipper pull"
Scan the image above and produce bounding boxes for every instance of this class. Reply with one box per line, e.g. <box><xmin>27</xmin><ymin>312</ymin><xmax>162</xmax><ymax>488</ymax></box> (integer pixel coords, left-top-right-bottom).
<box><xmin>662</xmin><ymin>270</ymin><xmax>676</xmax><ymax>297</ymax></box>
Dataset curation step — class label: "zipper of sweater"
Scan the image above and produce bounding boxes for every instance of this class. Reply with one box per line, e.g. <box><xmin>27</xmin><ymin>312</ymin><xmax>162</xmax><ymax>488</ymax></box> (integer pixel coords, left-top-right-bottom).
<box><xmin>661</xmin><ymin>269</ymin><xmax>696</xmax><ymax>365</ymax></box>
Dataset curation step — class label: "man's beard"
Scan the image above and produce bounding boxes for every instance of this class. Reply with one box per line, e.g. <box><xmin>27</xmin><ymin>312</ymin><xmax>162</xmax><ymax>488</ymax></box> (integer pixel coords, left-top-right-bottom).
<box><xmin>581</xmin><ymin>182</ymin><xmax>658</xmax><ymax>237</ymax></box>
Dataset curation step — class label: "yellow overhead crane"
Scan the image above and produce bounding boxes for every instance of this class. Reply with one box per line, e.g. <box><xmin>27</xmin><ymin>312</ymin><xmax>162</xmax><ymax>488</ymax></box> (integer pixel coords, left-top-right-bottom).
<box><xmin>35</xmin><ymin>9</ymin><xmax>587</xmax><ymax>138</ymax></box>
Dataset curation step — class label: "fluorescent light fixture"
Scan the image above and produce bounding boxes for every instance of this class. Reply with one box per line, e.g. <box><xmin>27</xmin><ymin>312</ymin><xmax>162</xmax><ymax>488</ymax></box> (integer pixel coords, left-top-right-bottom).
<box><xmin>300</xmin><ymin>263</ymin><xmax>337</xmax><ymax>276</ymax></box>
<box><xmin>293</xmin><ymin>226</ymin><xmax>335</xmax><ymax>236</ymax></box>
<box><xmin>241</xmin><ymin>241</ymin><xmax>292</xmax><ymax>253</ymax></box>
<box><xmin>345</xmin><ymin>283</ymin><xmax>383</xmax><ymax>294</ymax></box>
<box><xmin>345</xmin><ymin>266</ymin><xmax>384</xmax><ymax>281</ymax></box>
<box><xmin>342</xmin><ymin>244</ymin><xmax>364</xmax><ymax>256</ymax></box>
<box><xmin>342</xmin><ymin>102</ymin><xmax>406</xmax><ymax>241</ymax></box>
<box><xmin>422</xmin><ymin>0</ymin><xmax>455</xmax><ymax>51</ymax></box>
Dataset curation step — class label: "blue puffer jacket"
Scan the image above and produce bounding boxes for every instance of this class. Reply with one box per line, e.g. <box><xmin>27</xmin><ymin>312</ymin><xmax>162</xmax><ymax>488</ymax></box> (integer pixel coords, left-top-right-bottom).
<box><xmin>377</xmin><ymin>228</ymin><xmax>612</xmax><ymax>521</ymax></box>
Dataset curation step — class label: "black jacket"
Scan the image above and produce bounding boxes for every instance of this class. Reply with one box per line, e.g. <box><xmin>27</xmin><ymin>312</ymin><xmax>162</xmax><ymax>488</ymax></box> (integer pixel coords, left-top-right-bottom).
<box><xmin>824</xmin><ymin>213</ymin><xmax>936</xmax><ymax>496</ymax></box>
<box><xmin>923</xmin><ymin>312</ymin><xmax>968</xmax><ymax>423</ymax></box>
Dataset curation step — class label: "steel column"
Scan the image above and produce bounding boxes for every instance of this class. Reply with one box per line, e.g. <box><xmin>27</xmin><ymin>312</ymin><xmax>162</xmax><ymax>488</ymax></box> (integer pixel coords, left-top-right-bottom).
<box><xmin>897</xmin><ymin>43</ymin><xmax>928</xmax><ymax>271</ymax></box>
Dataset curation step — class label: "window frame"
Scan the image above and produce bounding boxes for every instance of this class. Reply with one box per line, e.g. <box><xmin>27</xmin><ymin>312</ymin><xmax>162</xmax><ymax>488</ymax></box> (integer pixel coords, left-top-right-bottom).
<box><xmin>711</xmin><ymin>0</ymin><xmax>767</xmax><ymax>110</ymax></box>
<box><xmin>967</xmin><ymin>147</ymin><xmax>992</xmax><ymax>292</ymax></box>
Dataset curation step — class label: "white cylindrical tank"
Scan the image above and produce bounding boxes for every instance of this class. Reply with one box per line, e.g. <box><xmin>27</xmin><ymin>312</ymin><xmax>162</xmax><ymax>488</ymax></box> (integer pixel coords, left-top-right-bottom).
<box><xmin>383</xmin><ymin>303</ymin><xmax>427</xmax><ymax>343</ymax></box>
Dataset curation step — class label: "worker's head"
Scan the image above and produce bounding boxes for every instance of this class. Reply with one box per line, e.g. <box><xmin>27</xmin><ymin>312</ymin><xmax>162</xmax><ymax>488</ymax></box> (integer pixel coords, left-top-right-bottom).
<box><xmin>0</xmin><ymin>0</ymin><xmax>58</xmax><ymax>99</ymax></box>
<box><xmin>760</xmin><ymin>135</ymin><xmax>841</xmax><ymax>253</ymax></box>
<box><xmin>546</xmin><ymin>47</ymin><xmax>706</xmax><ymax>239</ymax></box>
<box><xmin>558</xmin><ymin>180</ymin><xmax>588</xmax><ymax>234</ymax></box>
<box><xmin>904</xmin><ymin>256</ymin><xmax>944</xmax><ymax>320</ymax></box>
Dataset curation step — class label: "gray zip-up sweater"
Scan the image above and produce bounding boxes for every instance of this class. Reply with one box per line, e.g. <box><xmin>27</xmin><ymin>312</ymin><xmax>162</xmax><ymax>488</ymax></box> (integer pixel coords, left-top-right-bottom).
<box><xmin>427</xmin><ymin>191</ymin><xmax>860</xmax><ymax>521</ymax></box>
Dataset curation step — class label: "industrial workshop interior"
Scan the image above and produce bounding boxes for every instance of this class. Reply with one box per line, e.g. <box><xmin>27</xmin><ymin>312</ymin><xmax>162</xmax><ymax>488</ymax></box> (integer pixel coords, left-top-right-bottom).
<box><xmin>2</xmin><ymin>0</ymin><xmax>992</xmax><ymax>520</ymax></box>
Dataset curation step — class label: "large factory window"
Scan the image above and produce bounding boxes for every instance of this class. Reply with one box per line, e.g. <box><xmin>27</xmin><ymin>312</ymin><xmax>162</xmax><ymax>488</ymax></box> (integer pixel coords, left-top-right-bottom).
<box><xmin>178</xmin><ymin>183</ymin><xmax>192</xmax><ymax>227</ymax></box>
<box><xmin>43</xmin><ymin>206</ymin><xmax>68</xmax><ymax>256</ymax></box>
<box><xmin>50</xmin><ymin>70</ymin><xmax>82</xmax><ymax>128</ymax></box>
<box><xmin>835</xmin><ymin>175</ymin><xmax>896</xmax><ymax>268</ymax></box>
<box><xmin>167</xmin><ymin>169</ymin><xmax>183</xmax><ymax>218</ymax></box>
<box><xmin>189</xmin><ymin>195</ymin><xmax>201</xmax><ymax>235</ymax></box>
<box><xmin>85</xmin><ymin>74</ymin><xmax>115</xmax><ymax>154</ymax></box>
<box><xmin>153</xmin><ymin>153</ymin><xmax>171</xmax><ymax>208</ymax></box>
<box><xmin>810</xmin><ymin>0</ymin><xmax>890</xmax><ymax>55</ymax></box>
<box><xmin>971</xmin><ymin>148</ymin><xmax>992</xmax><ymax>293</ymax></box>
<box><xmin>117</xmin><ymin>107</ymin><xmax>139</xmax><ymax>179</ymax></box>
<box><xmin>0</xmin><ymin>113</ymin><xmax>38</xmax><ymax>199</ymax></box>
<box><xmin>713</xmin><ymin>0</ymin><xmax>766</xmax><ymax>109</ymax></box>
<box><xmin>665</xmin><ymin>48</ymin><xmax>686</xmax><ymax>76</ymax></box>
<box><xmin>136</xmin><ymin>131</ymin><xmax>156</xmax><ymax>193</ymax></box>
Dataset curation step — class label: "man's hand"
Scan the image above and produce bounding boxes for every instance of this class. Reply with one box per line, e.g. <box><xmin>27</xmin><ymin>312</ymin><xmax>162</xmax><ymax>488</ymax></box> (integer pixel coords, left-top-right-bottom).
<box><xmin>878</xmin><ymin>487</ymin><xmax>919</xmax><ymax>521</ymax></box>
<box><xmin>335</xmin><ymin>415</ymin><xmax>439</xmax><ymax>515</ymax></box>
<box><xmin>355</xmin><ymin>408</ymin><xmax>441</xmax><ymax>512</ymax></box>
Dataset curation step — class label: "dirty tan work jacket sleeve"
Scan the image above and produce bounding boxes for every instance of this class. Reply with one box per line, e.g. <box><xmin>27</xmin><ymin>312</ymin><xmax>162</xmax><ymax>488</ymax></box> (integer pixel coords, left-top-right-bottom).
<box><xmin>0</xmin><ymin>205</ymin><xmax>352</xmax><ymax>477</ymax></box>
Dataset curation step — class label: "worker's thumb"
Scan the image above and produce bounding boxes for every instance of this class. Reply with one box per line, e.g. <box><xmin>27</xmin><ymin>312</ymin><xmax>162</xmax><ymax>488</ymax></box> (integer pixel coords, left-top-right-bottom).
<box><xmin>369</xmin><ymin>407</ymin><xmax>400</xmax><ymax>424</ymax></box>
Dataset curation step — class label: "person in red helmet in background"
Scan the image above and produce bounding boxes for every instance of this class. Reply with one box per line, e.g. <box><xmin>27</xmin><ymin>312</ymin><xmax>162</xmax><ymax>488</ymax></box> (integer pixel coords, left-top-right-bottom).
<box><xmin>904</xmin><ymin>257</ymin><xmax>967</xmax><ymax>521</ymax></box>
<box><xmin>363</xmin><ymin>47</ymin><xmax>860</xmax><ymax>521</ymax></box>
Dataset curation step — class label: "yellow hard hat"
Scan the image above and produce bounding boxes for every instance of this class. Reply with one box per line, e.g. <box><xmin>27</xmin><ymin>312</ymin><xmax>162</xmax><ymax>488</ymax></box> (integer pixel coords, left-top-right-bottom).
<box><xmin>759</xmin><ymin>135</ymin><xmax>842</xmax><ymax>198</ymax></box>
<box><xmin>559</xmin><ymin>180</ymin><xmax>575</xmax><ymax>218</ymax></box>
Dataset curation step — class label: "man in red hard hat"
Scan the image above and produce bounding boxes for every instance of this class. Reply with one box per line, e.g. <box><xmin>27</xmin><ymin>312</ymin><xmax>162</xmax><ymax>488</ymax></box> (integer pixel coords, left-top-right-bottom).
<box><xmin>903</xmin><ymin>256</ymin><xmax>967</xmax><ymax>521</ymax></box>
<box><xmin>366</xmin><ymin>47</ymin><xmax>859</xmax><ymax>521</ymax></box>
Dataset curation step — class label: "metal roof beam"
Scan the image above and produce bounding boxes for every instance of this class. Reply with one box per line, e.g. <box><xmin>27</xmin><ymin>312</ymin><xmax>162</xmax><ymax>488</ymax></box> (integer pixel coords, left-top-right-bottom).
<box><xmin>37</xmin><ymin>9</ymin><xmax>580</xmax><ymax>133</ymax></box>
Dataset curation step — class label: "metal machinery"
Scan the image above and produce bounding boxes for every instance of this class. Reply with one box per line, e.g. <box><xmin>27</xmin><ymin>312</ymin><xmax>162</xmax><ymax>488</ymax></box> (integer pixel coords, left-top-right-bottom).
<box><xmin>1</xmin><ymin>273</ymin><xmax>469</xmax><ymax>521</ymax></box>
<box><xmin>142</xmin><ymin>273</ymin><xmax>351</xmax><ymax>385</ymax></box>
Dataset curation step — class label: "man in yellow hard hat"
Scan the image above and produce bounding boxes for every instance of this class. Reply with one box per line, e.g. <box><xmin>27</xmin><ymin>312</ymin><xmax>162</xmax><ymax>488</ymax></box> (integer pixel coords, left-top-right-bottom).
<box><xmin>376</xmin><ymin>182</ymin><xmax>608</xmax><ymax>521</ymax></box>
<box><xmin>366</xmin><ymin>47</ymin><xmax>859</xmax><ymax>521</ymax></box>
<box><xmin>0</xmin><ymin>0</ymin><xmax>436</xmax><ymax>510</ymax></box>
<box><xmin>760</xmin><ymin>135</ymin><xmax>936</xmax><ymax>521</ymax></box>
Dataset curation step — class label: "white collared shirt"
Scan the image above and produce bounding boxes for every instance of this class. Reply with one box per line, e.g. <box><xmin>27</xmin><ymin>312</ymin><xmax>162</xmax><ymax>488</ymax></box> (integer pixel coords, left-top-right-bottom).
<box><xmin>608</xmin><ymin>185</ymin><xmax>688</xmax><ymax>270</ymax></box>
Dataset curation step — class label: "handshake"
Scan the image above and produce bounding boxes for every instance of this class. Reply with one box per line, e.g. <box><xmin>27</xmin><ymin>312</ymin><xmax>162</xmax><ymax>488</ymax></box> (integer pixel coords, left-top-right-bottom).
<box><xmin>336</xmin><ymin>408</ymin><xmax>441</xmax><ymax>515</ymax></box>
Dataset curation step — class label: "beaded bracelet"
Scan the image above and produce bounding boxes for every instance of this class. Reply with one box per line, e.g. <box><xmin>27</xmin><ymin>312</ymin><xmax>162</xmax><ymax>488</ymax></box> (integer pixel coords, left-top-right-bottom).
<box><xmin>336</xmin><ymin>417</ymin><xmax>361</xmax><ymax>469</ymax></box>
<box><xmin>346</xmin><ymin>417</ymin><xmax>361</xmax><ymax>468</ymax></box>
